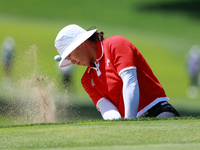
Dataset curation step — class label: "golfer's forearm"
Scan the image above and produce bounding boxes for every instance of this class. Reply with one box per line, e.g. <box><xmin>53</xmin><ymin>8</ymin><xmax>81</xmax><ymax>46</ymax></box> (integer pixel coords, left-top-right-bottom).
<box><xmin>96</xmin><ymin>98</ymin><xmax>121</xmax><ymax>120</ymax></box>
<box><xmin>119</xmin><ymin>67</ymin><xmax>139</xmax><ymax>118</ymax></box>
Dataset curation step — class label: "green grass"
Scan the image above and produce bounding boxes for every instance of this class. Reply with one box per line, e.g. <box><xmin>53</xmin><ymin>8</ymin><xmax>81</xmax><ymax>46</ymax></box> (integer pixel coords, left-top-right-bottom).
<box><xmin>0</xmin><ymin>118</ymin><xmax>200</xmax><ymax>150</ymax></box>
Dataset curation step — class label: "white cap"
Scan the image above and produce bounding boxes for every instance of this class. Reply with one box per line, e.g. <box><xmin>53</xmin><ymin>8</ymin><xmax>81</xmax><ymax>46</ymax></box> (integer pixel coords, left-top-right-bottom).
<box><xmin>54</xmin><ymin>24</ymin><xmax>97</xmax><ymax>67</ymax></box>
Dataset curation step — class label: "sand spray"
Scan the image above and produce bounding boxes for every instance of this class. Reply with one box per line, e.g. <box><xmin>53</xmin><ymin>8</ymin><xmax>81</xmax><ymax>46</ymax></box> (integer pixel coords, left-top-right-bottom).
<box><xmin>7</xmin><ymin>44</ymin><xmax>57</xmax><ymax>124</ymax></box>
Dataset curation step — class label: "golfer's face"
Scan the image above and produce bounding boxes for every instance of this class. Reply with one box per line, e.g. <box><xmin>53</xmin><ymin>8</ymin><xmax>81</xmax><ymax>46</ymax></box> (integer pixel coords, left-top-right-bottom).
<box><xmin>66</xmin><ymin>43</ymin><xmax>91</xmax><ymax>66</ymax></box>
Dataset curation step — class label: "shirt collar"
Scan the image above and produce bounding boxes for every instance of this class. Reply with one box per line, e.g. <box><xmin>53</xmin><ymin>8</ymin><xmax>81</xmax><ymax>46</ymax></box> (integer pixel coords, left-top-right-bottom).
<box><xmin>96</xmin><ymin>41</ymin><xmax>104</xmax><ymax>61</ymax></box>
<box><xmin>87</xmin><ymin>41</ymin><xmax>104</xmax><ymax>73</ymax></box>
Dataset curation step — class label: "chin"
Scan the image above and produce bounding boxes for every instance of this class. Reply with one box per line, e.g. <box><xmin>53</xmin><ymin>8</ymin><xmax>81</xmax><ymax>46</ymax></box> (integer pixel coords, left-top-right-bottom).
<box><xmin>84</xmin><ymin>62</ymin><xmax>91</xmax><ymax>66</ymax></box>
<box><xmin>78</xmin><ymin>63</ymin><xmax>87</xmax><ymax>66</ymax></box>
<box><xmin>83</xmin><ymin>64</ymin><xmax>89</xmax><ymax>66</ymax></box>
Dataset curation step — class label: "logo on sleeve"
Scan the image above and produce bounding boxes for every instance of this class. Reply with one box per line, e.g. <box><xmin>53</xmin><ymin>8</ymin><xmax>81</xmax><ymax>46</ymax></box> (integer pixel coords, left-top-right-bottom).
<box><xmin>91</xmin><ymin>79</ymin><xmax>95</xmax><ymax>86</ymax></box>
<box><xmin>94</xmin><ymin>61</ymin><xmax>101</xmax><ymax>76</ymax></box>
<box><xmin>107</xmin><ymin>59</ymin><xmax>110</xmax><ymax>66</ymax></box>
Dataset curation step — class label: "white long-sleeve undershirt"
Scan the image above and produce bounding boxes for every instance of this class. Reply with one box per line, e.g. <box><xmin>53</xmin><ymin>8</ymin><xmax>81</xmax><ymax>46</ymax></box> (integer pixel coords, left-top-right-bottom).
<box><xmin>119</xmin><ymin>67</ymin><xmax>140</xmax><ymax>118</ymax></box>
<box><xmin>96</xmin><ymin>98</ymin><xmax>121</xmax><ymax>120</ymax></box>
<box><xmin>97</xmin><ymin>67</ymin><xmax>140</xmax><ymax>120</ymax></box>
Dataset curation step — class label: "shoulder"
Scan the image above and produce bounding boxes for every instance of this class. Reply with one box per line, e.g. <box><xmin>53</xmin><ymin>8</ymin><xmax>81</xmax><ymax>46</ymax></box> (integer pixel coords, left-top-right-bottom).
<box><xmin>105</xmin><ymin>35</ymin><xmax>129</xmax><ymax>44</ymax></box>
<box><xmin>104</xmin><ymin>35</ymin><xmax>133</xmax><ymax>47</ymax></box>
<box><xmin>103</xmin><ymin>35</ymin><xmax>135</xmax><ymax>51</ymax></box>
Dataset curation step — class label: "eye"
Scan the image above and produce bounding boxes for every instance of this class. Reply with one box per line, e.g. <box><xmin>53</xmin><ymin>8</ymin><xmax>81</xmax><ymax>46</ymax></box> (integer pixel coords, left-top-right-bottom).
<box><xmin>66</xmin><ymin>54</ymin><xmax>71</xmax><ymax>60</ymax></box>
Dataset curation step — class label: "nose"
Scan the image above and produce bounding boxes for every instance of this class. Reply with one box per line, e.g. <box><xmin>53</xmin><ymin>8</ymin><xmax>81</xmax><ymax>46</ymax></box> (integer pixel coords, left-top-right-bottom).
<box><xmin>71</xmin><ymin>59</ymin><xmax>76</xmax><ymax>64</ymax></box>
<box><xmin>76</xmin><ymin>62</ymin><xmax>81</xmax><ymax>66</ymax></box>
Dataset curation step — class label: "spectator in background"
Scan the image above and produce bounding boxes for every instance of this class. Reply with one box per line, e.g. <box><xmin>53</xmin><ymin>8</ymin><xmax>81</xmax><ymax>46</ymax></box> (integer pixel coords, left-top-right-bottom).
<box><xmin>185</xmin><ymin>45</ymin><xmax>200</xmax><ymax>99</ymax></box>
<box><xmin>1</xmin><ymin>36</ymin><xmax>15</xmax><ymax>89</ymax></box>
<box><xmin>1</xmin><ymin>36</ymin><xmax>15</xmax><ymax>76</ymax></box>
<box><xmin>56</xmin><ymin>64</ymin><xmax>74</xmax><ymax>89</ymax></box>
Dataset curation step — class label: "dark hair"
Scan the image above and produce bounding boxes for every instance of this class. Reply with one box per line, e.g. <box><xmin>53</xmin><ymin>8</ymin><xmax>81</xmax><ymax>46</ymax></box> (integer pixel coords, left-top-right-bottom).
<box><xmin>88</xmin><ymin>31</ymin><xmax>104</xmax><ymax>42</ymax></box>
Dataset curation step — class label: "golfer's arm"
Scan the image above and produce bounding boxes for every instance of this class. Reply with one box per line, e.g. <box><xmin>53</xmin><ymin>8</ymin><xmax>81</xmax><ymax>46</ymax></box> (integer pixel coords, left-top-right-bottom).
<box><xmin>119</xmin><ymin>67</ymin><xmax>139</xmax><ymax>118</ymax></box>
<box><xmin>96</xmin><ymin>98</ymin><xmax>121</xmax><ymax>120</ymax></box>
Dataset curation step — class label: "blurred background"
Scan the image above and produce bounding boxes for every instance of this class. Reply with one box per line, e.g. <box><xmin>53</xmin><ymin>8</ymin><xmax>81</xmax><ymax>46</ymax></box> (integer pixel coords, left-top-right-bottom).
<box><xmin>0</xmin><ymin>0</ymin><xmax>200</xmax><ymax>126</ymax></box>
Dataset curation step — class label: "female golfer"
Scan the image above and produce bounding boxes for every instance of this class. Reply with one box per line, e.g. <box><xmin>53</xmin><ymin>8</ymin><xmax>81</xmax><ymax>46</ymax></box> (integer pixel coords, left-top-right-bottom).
<box><xmin>54</xmin><ymin>24</ymin><xmax>180</xmax><ymax>120</ymax></box>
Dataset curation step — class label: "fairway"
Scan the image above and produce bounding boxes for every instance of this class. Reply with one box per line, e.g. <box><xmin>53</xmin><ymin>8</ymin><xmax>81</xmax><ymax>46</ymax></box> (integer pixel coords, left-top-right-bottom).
<box><xmin>0</xmin><ymin>118</ymin><xmax>200</xmax><ymax>150</ymax></box>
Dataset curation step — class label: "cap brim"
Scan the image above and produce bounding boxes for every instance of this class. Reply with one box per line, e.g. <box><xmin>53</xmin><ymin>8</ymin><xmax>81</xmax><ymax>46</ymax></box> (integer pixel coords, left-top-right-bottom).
<box><xmin>59</xmin><ymin>29</ymin><xmax>97</xmax><ymax>68</ymax></box>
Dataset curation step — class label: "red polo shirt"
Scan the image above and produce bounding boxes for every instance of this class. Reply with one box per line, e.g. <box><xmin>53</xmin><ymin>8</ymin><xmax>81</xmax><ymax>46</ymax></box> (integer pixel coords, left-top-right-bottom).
<box><xmin>81</xmin><ymin>36</ymin><xmax>168</xmax><ymax>117</ymax></box>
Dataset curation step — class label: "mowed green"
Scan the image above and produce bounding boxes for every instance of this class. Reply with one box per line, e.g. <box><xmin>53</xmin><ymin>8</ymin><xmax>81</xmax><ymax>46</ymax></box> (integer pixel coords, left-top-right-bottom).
<box><xmin>0</xmin><ymin>118</ymin><xmax>200</xmax><ymax>150</ymax></box>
